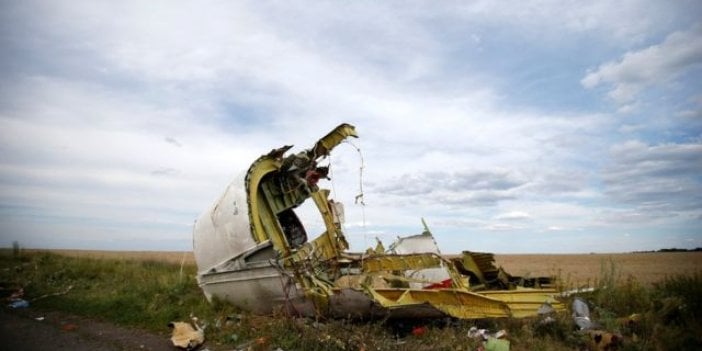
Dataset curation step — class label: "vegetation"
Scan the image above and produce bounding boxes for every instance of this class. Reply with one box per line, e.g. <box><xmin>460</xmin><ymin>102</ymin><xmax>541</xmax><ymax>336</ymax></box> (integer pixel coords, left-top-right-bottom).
<box><xmin>1</xmin><ymin>250</ymin><xmax>700</xmax><ymax>350</ymax></box>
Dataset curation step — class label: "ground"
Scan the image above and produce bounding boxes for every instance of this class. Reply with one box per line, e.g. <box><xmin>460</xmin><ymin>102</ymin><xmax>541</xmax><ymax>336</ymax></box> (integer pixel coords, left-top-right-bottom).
<box><xmin>0</xmin><ymin>308</ymin><xmax>174</xmax><ymax>351</ymax></box>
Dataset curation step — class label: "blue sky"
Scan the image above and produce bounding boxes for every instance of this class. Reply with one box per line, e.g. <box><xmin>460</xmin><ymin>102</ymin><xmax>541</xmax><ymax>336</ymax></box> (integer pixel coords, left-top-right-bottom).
<box><xmin>1</xmin><ymin>1</ymin><xmax>700</xmax><ymax>253</ymax></box>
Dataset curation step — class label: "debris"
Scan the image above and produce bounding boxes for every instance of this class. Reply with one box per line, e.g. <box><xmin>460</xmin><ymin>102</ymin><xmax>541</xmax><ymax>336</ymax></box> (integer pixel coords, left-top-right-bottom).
<box><xmin>572</xmin><ymin>297</ymin><xmax>593</xmax><ymax>330</ymax></box>
<box><xmin>169</xmin><ymin>319</ymin><xmax>205</xmax><ymax>350</ymax></box>
<box><xmin>8</xmin><ymin>299</ymin><xmax>29</xmax><ymax>308</ymax></box>
<box><xmin>468</xmin><ymin>326</ymin><xmax>489</xmax><ymax>340</ymax></box>
<box><xmin>485</xmin><ymin>337</ymin><xmax>510</xmax><ymax>351</ymax></box>
<box><xmin>411</xmin><ymin>325</ymin><xmax>428</xmax><ymax>337</ymax></box>
<box><xmin>494</xmin><ymin>330</ymin><xmax>508</xmax><ymax>339</ymax></box>
<box><xmin>35</xmin><ymin>316</ymin><xmax>45</xmax><ymax>321</ymax></box>
<box><xmin>62</xmin><ymin>323</ymin><xmax>78</xmax><ymax>332</ymax></box>
<box><xmin>30</xmin><ymin>284</ymin><xmax>74</xmax><ymax>302</ymax></box>
<box><xmin>193</xmin><ymin>123</ymin><xmax>564</xmax><ymax>320</ymax></box>
<box><xmin>537</xmin><ymin>302</ymin><xmax>555</xmax><ymax>315</ymax></box>
<box><xmin>468</xmin><ymin>327</ymin><xmax>508</xmax><ymax>341</ymax></box>
<box><xmin>586</xmin><ymin>330</ymin><xmax>621</xmax><ymax>351</ymax></box>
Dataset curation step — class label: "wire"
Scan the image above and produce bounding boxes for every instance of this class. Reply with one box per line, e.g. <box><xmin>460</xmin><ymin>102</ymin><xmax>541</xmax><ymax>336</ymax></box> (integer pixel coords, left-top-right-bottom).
<box><xmin>342</xmin><ymin>139</ymin><xmax>367</xmax><ymax>251</ymax></box>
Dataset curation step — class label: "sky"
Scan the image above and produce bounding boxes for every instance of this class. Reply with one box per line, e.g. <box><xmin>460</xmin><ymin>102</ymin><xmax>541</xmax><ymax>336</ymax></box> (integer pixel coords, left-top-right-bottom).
<box><xmin>1</xmin><ymin>1</ymin><xmax>701</xmax><ymax>254</ymax></box>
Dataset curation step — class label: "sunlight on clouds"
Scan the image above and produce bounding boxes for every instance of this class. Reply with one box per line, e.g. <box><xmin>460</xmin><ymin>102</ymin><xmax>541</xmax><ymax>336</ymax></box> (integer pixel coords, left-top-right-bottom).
<box><xmin>1</xmin><ymin>1</ymin><xmax>700</xmax><ymax>252</ymax></box>
<box><xmin>582</xmin><ymin>25</ymin><xmax>702</xmax><ymax>104</ymax></box>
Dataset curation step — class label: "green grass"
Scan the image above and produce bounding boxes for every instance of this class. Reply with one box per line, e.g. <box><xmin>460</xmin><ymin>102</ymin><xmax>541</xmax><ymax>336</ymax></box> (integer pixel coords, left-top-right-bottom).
<box><xmin>0</xmin><ymin>251</ymin><xmax>214</xmax><ymax>330</ymax></box>
<box><xmin>1</xmin><ymin>250</ymin><xmax>700</xmax><ymax>350</ymax></box>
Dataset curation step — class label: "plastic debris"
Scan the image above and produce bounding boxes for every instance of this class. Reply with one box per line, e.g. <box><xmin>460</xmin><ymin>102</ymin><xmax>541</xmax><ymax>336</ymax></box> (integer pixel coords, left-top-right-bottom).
<box><xmin>537</xmin><ymin>302</ymin><xmax>555</xmax><ymax>315</ymax></box>
<box><xmin>572</xmin><ymin>297</ymin><xmax>593</xmax><ymax>330</ymax></box>
<box><xmin>468</xmin><ymin>327</ymin><xmax>508</xmax><ymax>341</ymax></box>
<box><xmin>468</xmin><ymin>326</ymin><xmax>490</xmax><ymax>340</ymax></box>
<box><xmin>35</xmin><ymin>316</ymin><xmax>45</xmax><ymax>321</ymax></box>
<box><xmin>485</xmin><ymin>337</ymin><xmax>510</xmax><ymax>351</ymax></box>
<box><xmin>169</xmin><ymin>319</ymin><xmax>205</xmax><ymax>350</ymax></box>
<box><xmin>8</xmin><ymin>299</ymin><xmax>29</xmax><ymax>308</ymax></box>
<box><xmin>411</xmin><ymin>325</ymin><xmax>428</xmax><ymax>337</ymax></box>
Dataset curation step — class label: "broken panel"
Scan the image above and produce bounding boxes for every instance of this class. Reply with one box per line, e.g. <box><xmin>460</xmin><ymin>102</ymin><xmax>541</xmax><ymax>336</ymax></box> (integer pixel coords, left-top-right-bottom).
<box><xmin>193</xmin><ymin>123</ymin><xmax>564</xmax><ymax>319</ymax></box>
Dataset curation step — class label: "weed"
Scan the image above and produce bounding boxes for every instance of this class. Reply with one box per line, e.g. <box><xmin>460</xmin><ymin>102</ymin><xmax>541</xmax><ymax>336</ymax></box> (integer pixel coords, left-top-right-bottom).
<box><xmin>2</xmin><ymin>250</ymin><xmax>701</xmax><ymax>350</ymax></box>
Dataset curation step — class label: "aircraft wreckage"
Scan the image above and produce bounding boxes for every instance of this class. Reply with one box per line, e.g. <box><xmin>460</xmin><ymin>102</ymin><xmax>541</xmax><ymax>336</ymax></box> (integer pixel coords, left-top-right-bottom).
<box><xmin>193</xmin><ymin>123</ymin><xmax>563</xmax><ymax>319</ymax></box>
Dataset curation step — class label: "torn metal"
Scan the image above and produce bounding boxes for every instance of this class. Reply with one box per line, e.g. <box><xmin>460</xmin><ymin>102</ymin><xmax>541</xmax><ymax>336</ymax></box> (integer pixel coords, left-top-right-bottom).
<box><xmin>193</xmin><ymin>123</ymin><xmax>563</xmax><ymax>319</ymax></box>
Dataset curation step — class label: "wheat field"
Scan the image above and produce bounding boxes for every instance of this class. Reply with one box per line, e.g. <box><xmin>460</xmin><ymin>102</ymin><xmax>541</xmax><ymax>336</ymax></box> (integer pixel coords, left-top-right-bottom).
<box><xmin>494</xmin><ymin>252</ymin><xmax>702</xmax><ymax>286</ymax></box>
<box><xmin>35</xmin><ymin>249</ymin><xmax>702</xmax><ymax>286</ymax></box>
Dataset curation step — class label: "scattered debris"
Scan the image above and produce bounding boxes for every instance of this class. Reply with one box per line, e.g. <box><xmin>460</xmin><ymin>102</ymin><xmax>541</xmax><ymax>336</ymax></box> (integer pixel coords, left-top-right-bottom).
<box><xmin>169</xmin><ymin>318</ymin><xmax>205</xmax><ymax>350</ymax></box>
<box><xmin>468</xmin><ymin>326</ymin><xmax>490</xmax><ymax>340</ymax></box>
<box><xmin>470</xmin><ymin>326</ymin><xmax>511</xmax><ymax>351</ymax></box>
<box><xmin>8</xmin><ymin>299</ymin><xmax>29</xmax><ymax>308</ymax></box>
<box><xmin>30</xmin><ymin>284</ymin><xmax>74</xmax><ymax>302</ymax></box>
<box><xmin>586</xmin><ymin>330</ymin><xmax>621</xmax><ymax>351</ymax></box>
<box><xmin>411</xmin><ymin>325</ymin><xmax>427</xmax><ymax>337</ymax></box>
<box><xmin>537</xmin><ymin>301</ymin><xmax>555</xmax><ymax>315</ymax></box>
<box><xmin>193</xmin><ymin>123</ymin><xmax>564</xmax><ymax>320</ymax></box>
<box><xmin>468</xmin><ymin>327</ymin><xmax>508</xmax><ymax>341</ymax></box>
<box><xmin>572</xmin><ymin>297</ymin><xmax>593</xmax><ymax>330</ymax></box>
<box><xmin>484</xmin><ymin>337</ymin><xmax>510</xmax><ymax>351</ymax></box>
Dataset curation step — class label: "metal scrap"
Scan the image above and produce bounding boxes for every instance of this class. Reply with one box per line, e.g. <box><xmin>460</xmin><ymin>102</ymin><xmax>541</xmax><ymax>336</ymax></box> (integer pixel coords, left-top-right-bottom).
<box><xmin>193</xmin><ymin>123</ymin><xmax>564</xmax><ymax>320</ymax></box>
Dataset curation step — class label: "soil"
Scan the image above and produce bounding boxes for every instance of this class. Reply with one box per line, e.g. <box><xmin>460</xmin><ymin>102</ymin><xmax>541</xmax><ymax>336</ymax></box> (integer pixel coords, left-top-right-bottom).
<box><xmin>0</xmin><ymin>307</ymin><xmax>178</xmax><ymax>351</ymax></box>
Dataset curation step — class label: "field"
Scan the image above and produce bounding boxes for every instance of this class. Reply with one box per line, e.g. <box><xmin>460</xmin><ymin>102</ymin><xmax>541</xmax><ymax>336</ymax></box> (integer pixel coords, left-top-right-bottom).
<box><xmin>494</xmin><ymin>252</ymin><xmax>702</xmax><ymax>286</ymax></box>
<box><xmin>3</xmin><ymin>249</ymin><xmax>701</xmax><ymax>350</ymax></box>
<box><xmin>35</xmin><ymin>249</ymin><xmax>702</xmax><ymax>286</ymax></box>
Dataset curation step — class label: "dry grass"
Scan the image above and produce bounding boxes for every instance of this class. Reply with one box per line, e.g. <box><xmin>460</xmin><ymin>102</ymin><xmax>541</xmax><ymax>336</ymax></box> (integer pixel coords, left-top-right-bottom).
<box><xmin>495</xmin><ymin>252</ymin><xmax>702</xmax><ymax>286</ymax></box>
<box><xmin>27</xmin><ymin>249</ymin><xmax>196</xmax><ymax>266</ymax></box>
<box><xmin>35</xmin><ymin>249</ymin><xmax>702</xmax><ymax>286</ymax></box>
<box><xmin>7</xmin><ymin>249</ymin><xmax>702</xmax><ymax>349</ymax></box>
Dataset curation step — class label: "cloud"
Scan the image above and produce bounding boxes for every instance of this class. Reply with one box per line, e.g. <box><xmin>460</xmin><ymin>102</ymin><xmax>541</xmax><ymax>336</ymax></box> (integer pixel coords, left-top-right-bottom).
<box><xmin>372</xmin><ymin>169</ymin><xmax>527</xmax><ymax>207</ymax></box>
<box><xmin>582</xmin><ymin>25</ymin><xmax>702</xmax><ymax>104</ymax></box>
<box><xmin>0</xmin><ymin>1</ymin><xmax>699</xmax><ymax>253</ymax></box>
<box><xmin>164</xmin><ymin>137</ymin><xmax>182</xmax><ymax>147</ymax></box>
<box><xmin>494</xmin><ymin>211</ymin><xmax>531</xmax><ymax>221</ymax></box>
<box><xmin>603</xmin><ymin>140</ymin><xmax>702</xmax><ymax>211</ymax></box>
<box><xmin>450</xmin><ymin>1</ymin><xmax>695</xmax><ymax>44</ymax></box>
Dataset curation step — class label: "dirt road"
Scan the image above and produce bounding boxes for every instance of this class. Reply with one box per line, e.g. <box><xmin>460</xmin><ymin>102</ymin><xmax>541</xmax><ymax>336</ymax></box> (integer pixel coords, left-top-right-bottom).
<box><xmin>0</xmin><ymin>308</ymin><xmax>175</xmax><ymax>351</ymax></box>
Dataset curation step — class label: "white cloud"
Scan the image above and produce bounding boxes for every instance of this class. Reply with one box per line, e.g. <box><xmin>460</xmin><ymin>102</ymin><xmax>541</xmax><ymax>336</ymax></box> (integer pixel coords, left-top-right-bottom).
<box><xmin>603</xmin><ymin>140</ymin><xmax>702</xmax><ymax>212</ymax></box>
<box><xmin>0</xmin><ymin>1</ymin><xmax>699</xmax><ymax>253</ymax></box>
<box><xmin>582</xmin><ymin>25</ymin><xmax>702</xmax><ymax>104</ymax></box>
<box><xmin>451</xmin><ymin>0</ymin><xmax>697</xmax><ymax>44</ymax></box>
<box><xmin>494</xmin><ymin>211</ymin><xmax>531</xmax><ymax>221</ymax></box>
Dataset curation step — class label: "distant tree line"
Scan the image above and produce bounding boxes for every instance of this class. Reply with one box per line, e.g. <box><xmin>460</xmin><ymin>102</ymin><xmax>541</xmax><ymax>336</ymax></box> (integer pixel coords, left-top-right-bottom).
<box><xmin>633</xmin><ymin>248</ymin><xmax>702</xmax><ymax>253</ymax></box>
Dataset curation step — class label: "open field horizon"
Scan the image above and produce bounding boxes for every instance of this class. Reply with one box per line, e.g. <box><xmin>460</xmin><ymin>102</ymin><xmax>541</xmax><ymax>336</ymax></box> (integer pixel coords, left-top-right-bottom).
<box><xmin>3</xmin><ymin>248</ymin><xmax>701</xmax><ymax>349</ymax></box>
<box><xmin>17</xmin><ymin>248</ymin><xmax>702</xmax><ymax>287</ymax></box>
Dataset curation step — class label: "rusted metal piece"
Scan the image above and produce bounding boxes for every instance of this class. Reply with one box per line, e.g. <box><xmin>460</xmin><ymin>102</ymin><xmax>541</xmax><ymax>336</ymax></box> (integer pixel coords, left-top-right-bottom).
<box><xmin>193</xmin><ymin>123</ymin><xmax>563</xmax><ymax>319</ymax></box>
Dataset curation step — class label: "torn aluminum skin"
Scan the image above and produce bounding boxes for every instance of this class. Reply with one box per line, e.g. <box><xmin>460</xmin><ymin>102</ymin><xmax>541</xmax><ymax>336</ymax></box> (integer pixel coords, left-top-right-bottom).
<box><xmin>193</xmin><ymin>123</ymin><xmax>563</xmax><ymax>319</ymax></box>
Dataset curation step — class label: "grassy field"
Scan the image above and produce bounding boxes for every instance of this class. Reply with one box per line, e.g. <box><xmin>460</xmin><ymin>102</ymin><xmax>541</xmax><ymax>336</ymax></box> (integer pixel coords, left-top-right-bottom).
<box><xmin>2</xmin><ymin>249</ymin><xmax>701</xmax><ymax>350</ymax></box>
<box><xmin>36</xmin><ymin>249</ymin><xmax>702</xmax><ymax>286</ymax></box>
<box><xmin>495</xmin><ymin>252</ymin><xmax>702</xmax><ymax>286</ymax></box>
